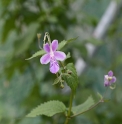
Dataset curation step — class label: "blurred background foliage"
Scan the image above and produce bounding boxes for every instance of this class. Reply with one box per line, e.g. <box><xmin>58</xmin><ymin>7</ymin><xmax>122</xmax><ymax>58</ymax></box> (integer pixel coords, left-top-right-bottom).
<box><xmin>0</xmin><ymin>0</ymin><xmax>122</xmax><ymax>124</ymax></box>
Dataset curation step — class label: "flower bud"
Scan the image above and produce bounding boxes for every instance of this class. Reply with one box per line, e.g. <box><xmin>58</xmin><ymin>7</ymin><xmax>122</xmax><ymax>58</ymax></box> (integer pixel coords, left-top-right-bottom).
<box><xmin>60</xmin><ymin>83</ymin><xmax>64</xmax><ymax>89</ymax></box>
<box><xmin>37</xmin><ymin>33</ymin><xmax>41</xmax><ymax>39</ymax></box>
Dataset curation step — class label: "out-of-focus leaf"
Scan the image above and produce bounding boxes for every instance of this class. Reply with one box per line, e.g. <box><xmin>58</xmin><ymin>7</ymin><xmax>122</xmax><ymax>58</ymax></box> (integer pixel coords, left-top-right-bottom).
<box><xmin>2</xmin><ymin>17</ymin><xmax>16</xmax><ymax>42</ymax></box>
<box><xmin>72</xmin><ymin>96</ymin><xmax>94</xmax><ymax>114</ymax></box>
<box><xmin>26</xmin><ymin>100</ymin><xmax>66</xmax><ymax>117</ymax></box>
<box><xmin>97</xmin><ymin>92</ymin><xmax>103</xmax><ymax>99</ymax></box>
<box><xmin>74</xmin><ymin>44</ymin><xmax>88</xmax><ymax>58</ymax></box>
<box><xmin>85</xmin><ymin>37</ymin><xmax>103</xmax><ymax>46</ymax></box>
<box><xmin>14</xmin><ymin>23</ymin><xmax>39</xmax><ymax>55</ymax></box>
<box><xmin>115</xmin><ymin>55</ymin><xmax>122</xmax><ymax>67</ymax></box>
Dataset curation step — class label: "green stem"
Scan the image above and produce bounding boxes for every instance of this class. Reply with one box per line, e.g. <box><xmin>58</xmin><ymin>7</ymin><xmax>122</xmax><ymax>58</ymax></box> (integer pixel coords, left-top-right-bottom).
<box><xmin>64</xmin><ymin>91</ymin><xmax>74</xmax><ymax>124</ymax></box>
<box><xmin>60</xmin><ymin>61</ymin><xmax>66</xmax><ymax>73</ymax></box>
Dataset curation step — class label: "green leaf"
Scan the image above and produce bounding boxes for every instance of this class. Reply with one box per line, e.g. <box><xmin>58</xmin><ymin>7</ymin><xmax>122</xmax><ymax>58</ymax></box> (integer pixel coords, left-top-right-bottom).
<box><xmin>57</xmin><ymin>37</ymin><xmax>78</xmax><ymax>50</ymax></box>
<box><xmin>53</xmin><ymin>78</ymin><xmax>60</xmax><ymax>85</ymax></box>
<box><xmin>25</xmin><ymin>50</ymin><xmax>46</xmax><ymax>60</ymax></box>
<box><xmin>62</xmin><ymin>63</ymin><xmax>79</xmax><ymax>92</ymax></box>
<box><xmin>72</xmin><ymin>96</ymin><xmax>94</xmax><ymax>114</ymax></box>
<box><xmin>26</xmin><ymin>100</ymin><xmax>66</xmax><ymax>117</ymax></box>
<box><xmin>67</xmin><ymin>37</ymin><xmax>78</xmax><ymax>43</ymax></box>
<box><xmin>2</xmin><ymin>17</ymin><xmax>16</xmax><ymax>42</ymax></box>
<box><xmin>97</xmin><ymin>92</ymin><xmax>103</xmax><ymax>99</ymax></box>
<box><xmin>66</xmin><ymin>52</ymin><xmax>71</xmax><ymax>59</ymax></box>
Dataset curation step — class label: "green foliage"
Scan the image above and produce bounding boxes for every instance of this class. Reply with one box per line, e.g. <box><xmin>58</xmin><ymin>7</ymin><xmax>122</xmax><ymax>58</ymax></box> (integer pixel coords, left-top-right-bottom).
<box><xmin>62</xmin><ymin>63</ymin><xmax>79</xmax><ymax>92</ymax></box>
<box><xmin>66</xmin><ymin>52</ymin><xmax>71</xmax><ymax>59</ymax></box>
<box><xmin>25</xmin><ymin>50</ymin><xmax>46</xmax><ymax>60</ymax></box>
<box><xmin>53</xmin><ymin>77</ymin><xmax>61</xmax><ymax>85</ymax></box>
<box><xmin>57</xmin><ymin>37</ymin><xmax>78</xmax><ymax>50</ymax></box>
<box><xmin>2</xmin><ymin>17</ymin><xmax>16</xmax><ymax>42</ymax></box>
<box><xmin>26</xmin><ymin>100</ymin><xmax>66</xmax><ymax>117</ymax></box>
<box><xmin>97</xmin><ymin>92</ymin><xmax>103</xmax><ymax>100</ymax></box>
<box><xmin>14</xmin><ymin>23</ymin><xmax>40</xmax><ymax>56</ymax></box>
<box><xmin>72</xmin><ymin>96</ymin><xmax>94</xmax><ymax>115</ymax></box>
<box><xmin>0</xmin><ymin>0</ymin><xmax>122</xmax><ymax>124</ymax></box>
<box><xmin>85</xmin><ymin>37</ymin><xmax>103</xmax><ymax>46</ymax></box>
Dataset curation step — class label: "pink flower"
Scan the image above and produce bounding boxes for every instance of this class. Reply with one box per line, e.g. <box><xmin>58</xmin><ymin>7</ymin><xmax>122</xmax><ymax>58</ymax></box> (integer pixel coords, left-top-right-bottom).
<box><xmin>104</xmin><ymin>70</ymin><xmax>116</xmax><ymax>87</ymax></box>
<box><xmin>40</xmin><ymin>40</ymin><xmax>66</xmax><ymax>74</ymax></box>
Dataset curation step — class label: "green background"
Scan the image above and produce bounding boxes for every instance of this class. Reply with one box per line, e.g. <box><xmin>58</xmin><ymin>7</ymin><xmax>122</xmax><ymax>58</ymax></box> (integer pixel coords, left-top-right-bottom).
<box><xmin>0</xmin><ymin>0</ymin><xmax>122</xmax><ymax>124</ymax></box>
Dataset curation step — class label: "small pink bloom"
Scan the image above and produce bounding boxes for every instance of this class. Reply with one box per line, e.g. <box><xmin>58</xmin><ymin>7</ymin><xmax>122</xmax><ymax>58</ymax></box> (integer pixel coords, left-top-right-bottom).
<box><xmin>40</xmin><ymin>40</ymin><xmax>66</xmax><ymax>74</ymax></box>
<box><xmin>104</xmin><ymin>70</ymin><xmax>116</xmax><ymax>87</ymax></box>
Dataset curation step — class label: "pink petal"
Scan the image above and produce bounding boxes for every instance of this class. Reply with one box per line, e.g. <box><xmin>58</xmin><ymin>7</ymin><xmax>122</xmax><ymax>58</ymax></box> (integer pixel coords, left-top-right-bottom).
<box><xmin>104</xmin><ymin>81</ymin><xmax>109</xmax><ymax>87</ymax></box>
<box><xmin>111</xmin><ymin>76</ymin><xmax>116</xmax><ymax>83</ymax></box>
<box><xmin>108</xmin><ymin>70</ymin><xmax>113</xmax><ymax>76</ymax></box>
<box><xmin>40</xmin><ymin>53</ymin><xmax>50</xmax><ymax>64</ymax></box>
<box><xmin>54</xmin><ymin>51</ymin><xmax>66</xmax><ymax>61</ymax></box>
<box><xmin>51</xmin><ymin>40</ymin><xmax>58</xmax><ymax>51</ymax></box>
<box><xmin>44</xmin><ymin>43</ymin><xmax>50</xmax><ymax>53</ymax></box>
<box><xmin>104</xmin><ymin>75</ymin><xmax>109</xmax><ymax>86</ymax></box>
<box><xmin>50</xmin><ymin>61</ymin><xmax>59</xmax><ymax>74</ymax></box>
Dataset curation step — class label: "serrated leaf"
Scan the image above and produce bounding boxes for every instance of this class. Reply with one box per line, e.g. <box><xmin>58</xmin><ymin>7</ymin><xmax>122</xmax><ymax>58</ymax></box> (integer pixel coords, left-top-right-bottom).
<box><xmin>72</xmin><ymin>96</ymin><xmax>94</xmax><ymax>114</ymax></box>
<box><xmin>25</xmin><ymin>50</ymin><xmax>46</xmax><ymax>60</ymax></box>
<box><xmin>62</xmin><ymin>63</ymin><xmax>79</xmax><ymax>92</ymax></box>
<box><xmin>26</xmin><ymin>100</ymin><xmax>66</xmax><ymax>117</ymax></box>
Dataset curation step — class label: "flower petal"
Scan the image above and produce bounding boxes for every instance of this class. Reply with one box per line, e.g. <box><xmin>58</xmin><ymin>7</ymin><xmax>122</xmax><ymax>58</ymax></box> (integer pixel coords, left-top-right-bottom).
<box><xmin>108</xmin><ymin>70</ymin><xmax>113</xmax><ymax>76</ymax></box>
<box><xmin>104</xmin><ymin>81</ymin><xmax>109</xmax><ymax>87</ymax></box>
<box><xmin>54</xmin><ymin>51</ymin><xmax>66</xmax><ymax>61</ymax></box>
<box><xmin>50</xmin><ymin>60</ymin><xmax>59</xmax><ymax>74</ymax></box>
<box><xmin>51</xmin><ymin>40</ymin><xmax>58</xmax><ymax>51</ymax></box>
<box><xmin>44</xmin><ymin>43</ymin><xmax>50</xmax><ymax>53</ymax></box>
<box><xmin>104</xmin><ymin>75</ymin><xmax>108</xmax><ymax>81</ymax></box>
<box><xmin>111</xmin><ymin>76</ymin><xmax>116</xmax><ymax>83</ymax></box>
<box><xmin>104</xmin><ymin>75</ymin><xmax>109</xmax><ymax>87</ymax></box>
<box><xmin>40</xmin><ymin>53</ymin><xmax>50</xmax><ymax>64</ymax></box>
